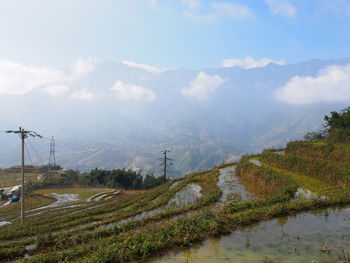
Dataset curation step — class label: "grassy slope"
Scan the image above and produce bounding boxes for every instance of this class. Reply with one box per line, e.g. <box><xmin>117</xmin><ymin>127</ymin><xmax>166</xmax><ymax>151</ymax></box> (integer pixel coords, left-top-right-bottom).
<box><xmin>0</xmin><ymin>141</ymin><xmax>349</xmax><ymax>262</ymax></box>
<box><xmin>0</xmin><ymin>172</ymin><xmax>40</xmax><ymax>188</ymax></box>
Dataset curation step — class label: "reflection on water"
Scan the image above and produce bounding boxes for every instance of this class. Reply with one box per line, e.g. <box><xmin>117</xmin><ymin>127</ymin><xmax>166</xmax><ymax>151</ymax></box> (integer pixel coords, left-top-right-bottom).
<box><xmin>217</xmin><ymin>166</ymin><xmax>254</xmax><ymax>203</ymax></box>
<box><xmin>168</xmin><ymin>184</ymin><xmax>202</xmax><ymax>208</ymax></box>
<box><xmin>249</xmin><ymin>159</ymin><xmax>262</xmax><ymax>167</ymax></box>
<box><xmin>295</xmin><ymin>188</ymin><xmax>327</xmax><ymax>200</ymax></box>
<box><xmin>275</xmin><ymin>151</ymin><xmax>286</xmax><ymax>156</ymax></box>
<box><xmin>0</xmin><ymin>221</ymin><xmax>11</xmax><ymax>227</ymax></box>
<box><xmin>29</xmin><ymin>193</ymin><xmax>79</xmax><ymax>212</ymax></box>
<box><xmin>152</xmin><ymin>206</ymin><xmax>350</xmax><ymax>263</ymax></box>
<box><xmin>99</xmin><ymin>183</ymin><xmax>203</xmax><ymax>229</ymax></box>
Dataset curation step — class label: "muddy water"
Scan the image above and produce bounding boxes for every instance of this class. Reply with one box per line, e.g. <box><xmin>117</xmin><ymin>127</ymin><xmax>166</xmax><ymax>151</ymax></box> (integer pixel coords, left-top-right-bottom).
<box><xmin>99</xmin><ymin>183</ymin><xmax>203</xmax><ymax>229</ymax></box>
<box><xmin>28</xmin><ymin>193</ymin><xmax>79</xmax><ymax>212</ymax></box>
<box><xmin>217</xmin><ymin>166</ymin><xmax>254</xmax><ymax>203</ymax></box>
<box><xmin>167</xmin><ymin>184</ymin><xmax>202</xmax><ymax>208</ymax></box>
<box><xmin>152</xmin><ymin>206</ymin><xmax>350</xmax><ymax>263</ymax></box>
<box><xmin>0</xmin><ymin>221</ymin><xmax>11</xmax><ymax>227</ymax></box>
<box><xmin>249</xmin><ymin>159</ymin><xmax>262</xmax><ymax>166</ymax></box>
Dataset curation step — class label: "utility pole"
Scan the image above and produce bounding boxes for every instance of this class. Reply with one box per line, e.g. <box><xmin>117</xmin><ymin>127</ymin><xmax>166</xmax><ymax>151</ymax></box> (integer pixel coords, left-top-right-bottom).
<box><xmin>160</xmin><ymin>150</ymin><xmax>172</xmax><ymax>179</ymax></box>
<box><xmin>6</xmin><ymin>127</ymin><xmax>42</xmax><ymax>223</ymax></box>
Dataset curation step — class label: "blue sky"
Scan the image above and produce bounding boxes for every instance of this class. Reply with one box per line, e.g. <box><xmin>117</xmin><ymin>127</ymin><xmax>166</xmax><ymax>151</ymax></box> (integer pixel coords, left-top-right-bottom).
<box><xmin>0</xmin><ymin>0</ymin><xmax>349</xmax><ymax>69</ymax></box>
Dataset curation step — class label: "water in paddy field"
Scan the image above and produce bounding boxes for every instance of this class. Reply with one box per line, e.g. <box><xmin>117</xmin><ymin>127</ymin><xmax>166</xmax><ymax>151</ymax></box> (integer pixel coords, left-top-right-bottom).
<box><xmin>152</xmin><ymin>206</ymin><xmax>350</xmax><ymax>263</ymax></box>
<box><xmin>217</xmin><ymin>166</ymin><xmax>254</xmax><ymax>203</ymax></box>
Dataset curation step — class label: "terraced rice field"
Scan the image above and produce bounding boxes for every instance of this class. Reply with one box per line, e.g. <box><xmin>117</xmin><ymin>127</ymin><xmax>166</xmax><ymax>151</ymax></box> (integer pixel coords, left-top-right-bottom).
<box><xmin>0</xmin><ymin>141</ymin><xmax>350</xmax><ymax>262</ymax></box>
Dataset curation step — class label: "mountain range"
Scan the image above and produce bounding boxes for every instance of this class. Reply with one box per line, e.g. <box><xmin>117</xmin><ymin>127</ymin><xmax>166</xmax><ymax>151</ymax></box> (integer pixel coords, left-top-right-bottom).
<box><xmin>0</xmin><ymin>57</ymin><xmax>349</xmax><ymax>176</ymax></box>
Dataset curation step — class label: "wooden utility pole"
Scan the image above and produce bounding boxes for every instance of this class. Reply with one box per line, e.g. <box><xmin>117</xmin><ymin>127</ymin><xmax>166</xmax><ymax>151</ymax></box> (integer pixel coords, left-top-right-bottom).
<box><xmin>6</xmin><ymin>127</ymin><xmax>42</xmax><ymax>223</ymax></box>
<box><xmin>20</xmin><ymin>133</ymin><xmax>24</xmax><ymax>222</ymax></box>
<box><xmin>160</xmin><ymin>149</ymin><xmax>172</xmax><ymax>179</ymax></box>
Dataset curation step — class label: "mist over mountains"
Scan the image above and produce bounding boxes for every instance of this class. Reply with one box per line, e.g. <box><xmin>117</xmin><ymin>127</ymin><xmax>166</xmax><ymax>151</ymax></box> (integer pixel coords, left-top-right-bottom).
<box><xmin>0</xmin><ymin>57</ymin><xmax>349</xmax><ymax>176</ymax></box>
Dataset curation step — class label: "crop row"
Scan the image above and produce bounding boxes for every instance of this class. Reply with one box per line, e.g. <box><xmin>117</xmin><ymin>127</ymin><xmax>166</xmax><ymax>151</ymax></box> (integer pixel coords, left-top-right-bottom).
<box><xmin>286</xmin><ymin>141</ymin><xmax>350</xmax><ymax>164</ymax></box>
<box><xmin>261</xmin><ymin>151</ymin><xmax>350</xmax><ymax>190</ymax></box>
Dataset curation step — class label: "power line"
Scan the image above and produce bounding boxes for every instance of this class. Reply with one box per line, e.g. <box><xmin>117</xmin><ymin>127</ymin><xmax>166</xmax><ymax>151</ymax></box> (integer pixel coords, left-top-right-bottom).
<box><xmin>26</xmin><ymin>138</ymin><xmax>45</xmax><ymax>166</ymax></box>
<box><xmin>24</xmin><ymin>140</ymin><xmax>33</xmax><ymax>165</ymax></box>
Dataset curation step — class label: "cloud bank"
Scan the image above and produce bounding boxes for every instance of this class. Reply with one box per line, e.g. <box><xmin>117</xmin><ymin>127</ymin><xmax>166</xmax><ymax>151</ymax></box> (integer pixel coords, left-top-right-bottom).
<box><xmin>182</xmin><ymin>0</ymin><xmax>201</xmax><ymax>10</ymax></box>
<box><xmin>111</xmin><ymin>80</ymin><xmax>155</xmax><ymax>102</ymax></box>
<box><xmin>211</xmin><ymin>2</ymin><xmax>252</xmax><ymax>20</ymax></box>
<box><xmin>182</xmin><ymin>72</ymin><xmax>225</xmax><ymax>100</ymax></box>
<box><xmin>183</xmin><ymin>1</ymin><xmax>253</xmax><ymax>21</ymax></box>
<box><xmin>43</xmin><ymin>85</ymin><xmax>70</xmax><ymax>97</ymax></box>
<box><xmin>70</xmin><ymin>87</ymin><xmax>95</xmax><ymax>101</ymax></box>
<box><xmin>276</xmin><ymin>64</ymin><xmax>350</xmax><ymax>104</ymax></box>
<box><xmin>122</xmin><ymin>60</ymin><xmax>166</xmax><ymax>74</ymax></box>
<box><xmin>222</xmin><ymin>56</ymin><xmax>284</xmax><ymax>69</ymax></box>
<box><xmin>0</xmin><ymin>58</ymin><xmax>96</xmax><ymax>96</ymax></box>
<box><xmin>264</xmin><ymin>0</ymin><xmax>296</xmax><ymax>18</ymax></box>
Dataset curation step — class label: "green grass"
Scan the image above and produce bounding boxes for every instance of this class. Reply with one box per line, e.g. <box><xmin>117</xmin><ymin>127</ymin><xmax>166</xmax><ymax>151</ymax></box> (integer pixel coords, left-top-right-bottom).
<box><xmin>0</xmin><ymin>141</ymin><xmax>349</xmax><ymax>263</ymax></box>
<box><xmin>286</xmin><ymin>141</ymin><xmax>350</xmax><ymax>164</ymax></box>
<box><xmin>261</xmin><ymin>150</ymin><xmax>350</xmax><ymax>189</ymax></box>
<box><xmin>0</xmin><ymin>194</ymin><xmax>55</xmax><ymax>222</ymax></box>
<box><xmin>0</xmin><ymin>172</ymin><xmax>40</xmax><ymax>188</ymax></box>
<box><xmin>262</xmin><ymin>164</ymin><xmax>341</xmax><ymax>197</ymax></box>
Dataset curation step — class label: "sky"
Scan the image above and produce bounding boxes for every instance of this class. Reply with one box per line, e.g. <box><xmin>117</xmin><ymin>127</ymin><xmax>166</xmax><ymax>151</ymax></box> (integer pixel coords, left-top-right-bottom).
<box><xmin>0</xmin><ymin>0</ymin><xmax>349</xmax><ymax>70</ymax></box>
<box><xmin>0</xmin><ymin>0</ymin><xmax>349</xmax><ymax>107</ymax></box>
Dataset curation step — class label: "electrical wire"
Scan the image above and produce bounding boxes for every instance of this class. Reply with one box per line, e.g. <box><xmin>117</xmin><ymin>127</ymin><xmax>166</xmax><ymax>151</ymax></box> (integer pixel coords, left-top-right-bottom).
<box><xmin>24</xmin><ymin>140</ymin><xmax>33</xmax><ymax>165</ymax></box>
<box><xmin>26</xmin><ymin>138</ymin><xmax>45</xmax><ymax>166</ymax></box>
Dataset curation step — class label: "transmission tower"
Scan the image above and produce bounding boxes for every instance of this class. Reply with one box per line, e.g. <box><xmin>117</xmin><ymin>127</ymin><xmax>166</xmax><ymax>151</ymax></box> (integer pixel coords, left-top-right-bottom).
<box><xmin>160</xmin><ymin>149</ymin><xmax>172</xmax><ymax>179</ymax></box>
<box><xmin>6</xmin><ymin>127</ymin><xmax>42</xmax><ymax>223</ymax></box>
<box><xmin>48</xmin><ymin>136</ymin><xmax>56</xmax><ymax>169</ymax></box>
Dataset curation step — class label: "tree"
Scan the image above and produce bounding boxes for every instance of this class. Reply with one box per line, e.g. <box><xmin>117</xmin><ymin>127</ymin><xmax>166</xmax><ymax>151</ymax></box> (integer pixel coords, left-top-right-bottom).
<box><xmin>324</xmin><ymin>107</ymin><xmax>350</xmax><ymax>130</ymax></box>
<box><xmin>305</xmin><ymin>107</ymin><xmax>350</xmax><ymax>143</ymax></box>
<box><xmin>304</xmin><ymin>130</ymin><xmax>328</xmax><ymax>142</ymax></box>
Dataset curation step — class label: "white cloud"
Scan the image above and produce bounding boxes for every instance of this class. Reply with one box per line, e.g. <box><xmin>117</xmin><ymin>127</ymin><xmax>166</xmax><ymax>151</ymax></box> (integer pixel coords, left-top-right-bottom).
<box><xmin>183</xmin><ymin>2</ymin><xmax>253</xmax><ymax>21</ymax></box>
<box><xmin>275</xmin><ymin>64</ymin><xmax>350</xmax><ymax>104</ymax></box>
<box><xmin>181</xmin><ymin>72</ymin><xmax>226</xmax><ymax>100</ymax></box>
<box><xmin>0</xmin><ymin>58</ymin><xmax>95</xmax><ymax>96</ymax></box>
<box><xmin>211</xmin><ymin>2</ymin><xmax>252</xmax><ymax>19</ymax></box>
<box><xmin>111</xmin><ymin>80</ymin><xmax>155</xmax><ymax>102</ymax></box>
<box><xmin>264</xmin><ymin>0</ymin><xmax>296</xmax><ymax>18</ymax></box>
<box><xmin>122</xmin><ymin>60</ymin><xmax>166</xmax><ymax>74</ymax></box>
<box><xmin>72</xmin><ymin>57</ymin><xmax>96</xmax><ymax>78</ymax></box>
<box><xmin>43</xmin><ymin>85</ymin><xmax>69</xmax><ymax>97</ymax></box>
<box><xmin>221</xmin><ymin>56</ymin><xmax>284</xmax><ymax>69</ymax></box>
<box><xmin>182</xmin><ymin>0</ymin><xmax>201</xmax><ymax>10</ymax></box>
<box><xmin>147</xmin><ymin>0</ymin><xmax>159</xmax><ymax>10</ymax></box>
<box><xmin>70</xmin><ymin>87</ymin><xmax>95</xmax><ymax>101</ymax></box>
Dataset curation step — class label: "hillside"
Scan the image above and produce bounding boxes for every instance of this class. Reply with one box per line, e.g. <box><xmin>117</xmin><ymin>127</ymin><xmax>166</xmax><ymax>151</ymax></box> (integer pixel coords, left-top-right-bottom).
<box><xmin>1</xmin><ymin>58</ymin><xmax>350</xmax><ymax>175</ymax></box>
<box><xmin>1</xmin><ymin>140</ymin><xmax>350</xmax><ymax>262</ymax></box>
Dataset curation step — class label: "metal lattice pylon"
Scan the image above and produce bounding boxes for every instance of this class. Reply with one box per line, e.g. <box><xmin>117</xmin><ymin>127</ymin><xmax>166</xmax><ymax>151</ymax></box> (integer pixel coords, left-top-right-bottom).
<box><xmin>48</xmin><ymin>136</ymin><xmax>56</xmax><ymax>168</ymax></box>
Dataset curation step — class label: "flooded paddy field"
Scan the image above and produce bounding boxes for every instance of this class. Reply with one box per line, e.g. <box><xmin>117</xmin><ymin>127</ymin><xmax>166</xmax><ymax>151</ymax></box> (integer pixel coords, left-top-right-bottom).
<box><xmin>217</xmin><ymin>166</ymin><xmax>254</xmax><ymax>203</ymax></box>
<box><xmin>0</xmin><ymin>187</ymin><xmax>116</xmax><ymax>223</ymax></box>
<box><xmin>1</xmin><ymin>140</ymin><xmax>350</xmax><ymax>263</ymax></box>
<box><xmin>153</xmin><ymin>206</ymin><xmax>350</xmax><ymax>263</ymax></box>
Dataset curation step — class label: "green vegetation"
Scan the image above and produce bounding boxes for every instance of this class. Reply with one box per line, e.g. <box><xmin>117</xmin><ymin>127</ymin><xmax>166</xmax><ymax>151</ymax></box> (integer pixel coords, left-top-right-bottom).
<box><xmin>0</xmin><ymin>194</ymin><xmax>55</xmax><ymax>222</ymax></box>
<box><xmin>0</xmin><ymin>109</ymin><xmax>350</xmax><ymax>262</ymax></box>
<box><xmin>24</xmin><ymin>169</ymin><xmax>166</xmax><ymax>193</ymax></box>
<box><xmin>0</xmin><ymin>138</ymin><xmax>348</xmax><ymax>262</ymax></box>
<box><xmin>304</xmin><ymin>106</ymin><xmax>350</xmax><ymax>143</ymax></box>
<box><xmin>0</xmin><ymin>172</ymin><xmax>40</xmax><ymax>188</ymax></box>
<box><xmin>236</xmin><ymin>157</ymin><xmax>297</xmax><ymax>199</ymax></box>
<box><xmin>261</xmin><ymin>150</ymin><xmax>350</xmax><ymax>190</ymax></box>
<box><xmin>86</xmin><ymin>169</ymin><xmax>166</xmax><ymax>190</ymax></box>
